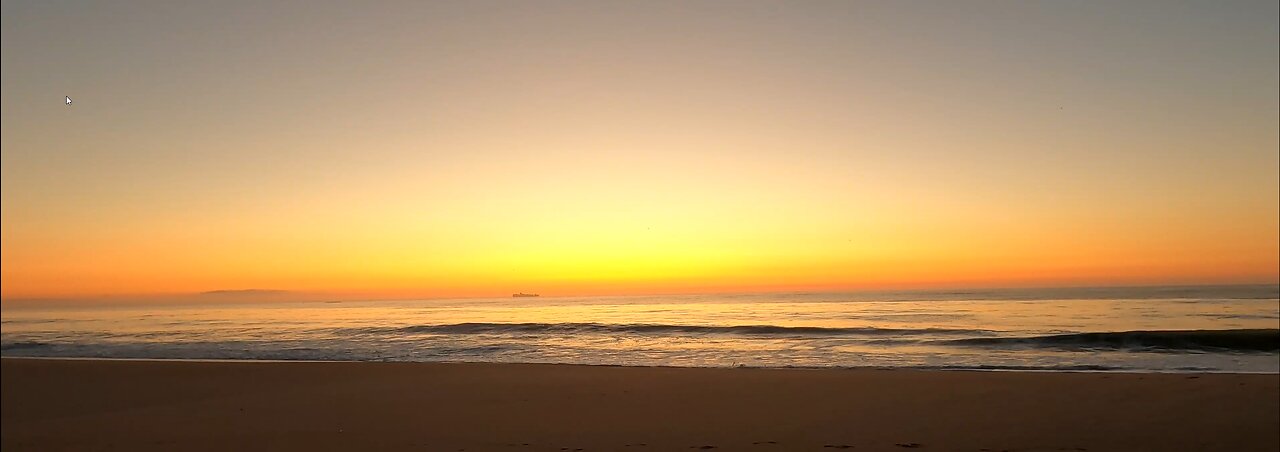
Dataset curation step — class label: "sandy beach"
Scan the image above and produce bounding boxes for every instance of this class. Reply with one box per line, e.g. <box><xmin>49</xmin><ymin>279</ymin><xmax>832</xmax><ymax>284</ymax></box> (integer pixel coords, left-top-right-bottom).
<box><xmin>2</xmin><ymin>358</ymin><xmax>1276</xmax><ymax>451</ymax></box>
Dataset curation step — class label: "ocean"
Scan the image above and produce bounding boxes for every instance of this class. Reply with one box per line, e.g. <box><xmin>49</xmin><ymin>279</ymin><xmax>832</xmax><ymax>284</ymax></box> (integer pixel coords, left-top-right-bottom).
<box><xmin>2</xmin><ymin>285</ymin><xmax>1277</xmax><ymax>373</ymax></box>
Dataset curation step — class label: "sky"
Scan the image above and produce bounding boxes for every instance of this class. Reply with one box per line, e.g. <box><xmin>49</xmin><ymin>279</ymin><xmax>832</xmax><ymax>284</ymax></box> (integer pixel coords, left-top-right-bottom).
<box><xmin>2</xmin><ymin>0</ymin><xmax>1278</xmax><ymax>302</ymax></box>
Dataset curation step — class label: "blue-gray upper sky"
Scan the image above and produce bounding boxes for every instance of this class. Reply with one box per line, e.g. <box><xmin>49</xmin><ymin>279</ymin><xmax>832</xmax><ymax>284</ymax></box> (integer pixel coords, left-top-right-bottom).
<box><xmin>2</xmin><ymin>0</ymin><xmax>1277</xmax><ymax>299</ymax></box>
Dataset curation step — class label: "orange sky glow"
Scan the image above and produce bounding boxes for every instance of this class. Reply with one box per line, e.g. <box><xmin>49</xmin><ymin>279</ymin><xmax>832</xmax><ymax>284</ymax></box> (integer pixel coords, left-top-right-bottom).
<box><xmin>3</xmin><ymin>1</ymin><xmax>1277</xmax><ymax>302</ymax></box>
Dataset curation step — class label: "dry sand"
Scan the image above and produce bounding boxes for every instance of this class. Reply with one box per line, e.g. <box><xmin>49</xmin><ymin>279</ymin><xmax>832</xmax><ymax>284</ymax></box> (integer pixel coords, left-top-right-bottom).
<box><xmin>2</xmin><ymin>358</ymin><xmax>1277</xmax><ymax>451</ymax></box>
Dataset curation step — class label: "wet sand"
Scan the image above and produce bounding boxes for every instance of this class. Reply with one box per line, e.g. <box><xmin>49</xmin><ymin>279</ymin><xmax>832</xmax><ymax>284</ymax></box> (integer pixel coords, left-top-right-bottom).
<box><xmin>2</xmin><ymin>358</ymin><xmax>1277</xmax><ymax>451</ymax></box>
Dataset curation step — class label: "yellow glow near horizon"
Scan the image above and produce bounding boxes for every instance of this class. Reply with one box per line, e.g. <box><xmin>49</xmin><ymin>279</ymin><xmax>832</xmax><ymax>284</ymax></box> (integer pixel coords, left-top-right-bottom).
<box><xmin>2</xmin><ymin>1</ymin><xmax>1278</xmax><ymax>301</ymax></box>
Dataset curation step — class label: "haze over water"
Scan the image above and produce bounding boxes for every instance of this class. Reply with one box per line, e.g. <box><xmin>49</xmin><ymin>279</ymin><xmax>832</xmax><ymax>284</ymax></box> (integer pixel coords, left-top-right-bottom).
<box><xmin>4</xmin><ymin>285</ymin><xmax>1277</xmax><ymax>373</ymax></box>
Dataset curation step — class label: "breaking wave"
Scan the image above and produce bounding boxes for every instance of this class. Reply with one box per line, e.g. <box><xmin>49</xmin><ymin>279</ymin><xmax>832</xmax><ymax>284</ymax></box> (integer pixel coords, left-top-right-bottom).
<box><xmin>376</xmin><ymin>322</ymin><xmax>994</xmax><ymax>337</ymax></box>
<box><xmin>943</xmin><ymin>329</ymin><xmax>1279</xmax><ymax>353</ymax></box>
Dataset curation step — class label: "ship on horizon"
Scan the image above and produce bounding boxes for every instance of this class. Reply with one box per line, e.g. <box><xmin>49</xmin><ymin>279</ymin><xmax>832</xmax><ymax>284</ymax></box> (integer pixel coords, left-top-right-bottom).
<box><xmin>512</xmin><ymin>293</ymin><xmax>540</xmax><ymax>298</ymax></box>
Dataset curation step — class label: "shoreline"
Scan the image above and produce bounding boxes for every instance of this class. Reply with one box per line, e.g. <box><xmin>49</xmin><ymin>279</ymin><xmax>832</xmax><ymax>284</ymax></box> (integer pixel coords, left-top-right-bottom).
<box><xmin>3</xmin><ymin>355</ymin><xmax>1279</xmax><ymax>374</ymax></box>
<box><xmin>4</xmin><ymin>358</ymin><xmax>1278</xmax><ymax>451</ymax></box>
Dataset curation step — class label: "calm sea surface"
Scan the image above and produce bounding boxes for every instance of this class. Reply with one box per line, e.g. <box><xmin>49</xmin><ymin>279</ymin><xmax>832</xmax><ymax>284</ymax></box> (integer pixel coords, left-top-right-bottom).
<box><xmin>3</xmin><ymin>285</ymin><xmax>1277</xmax><ymax>372</ymax></box>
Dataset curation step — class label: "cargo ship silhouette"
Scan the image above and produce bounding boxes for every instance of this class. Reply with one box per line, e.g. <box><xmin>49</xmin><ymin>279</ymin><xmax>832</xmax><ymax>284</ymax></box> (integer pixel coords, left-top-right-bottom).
<box><xmin>512</xmin><ymin>293</ymin><xmax>540</xmax><ymax>298</ymax></box>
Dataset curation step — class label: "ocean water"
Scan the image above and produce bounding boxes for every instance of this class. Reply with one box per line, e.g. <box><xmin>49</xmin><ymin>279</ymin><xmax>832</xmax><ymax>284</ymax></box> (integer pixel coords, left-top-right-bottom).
<box><xmin>2</xmin><ymin>285</ymin><xmax>1278</xmax><ymax>372</ymax></box>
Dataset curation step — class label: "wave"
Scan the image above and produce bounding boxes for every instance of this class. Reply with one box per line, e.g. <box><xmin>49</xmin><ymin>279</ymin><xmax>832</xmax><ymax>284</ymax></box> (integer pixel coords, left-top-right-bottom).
<box><xmin>943</xmin><ymin>329</ymin><xmax>1279</xmax><ymax>353</ymax></box>
<box><xmin>915</xmin><ymin>364</ymin><xmax>1123</xmax><ymax>371</ymax></box>
<box><xmin>0</xmin><ymin>341</ymin><xmax>52</xmax><ymax>351</ymax></box>
<box><xmin>379</xmin><ymin>322</ymin><xmax>993</xmax><ymax>337</ymax></box>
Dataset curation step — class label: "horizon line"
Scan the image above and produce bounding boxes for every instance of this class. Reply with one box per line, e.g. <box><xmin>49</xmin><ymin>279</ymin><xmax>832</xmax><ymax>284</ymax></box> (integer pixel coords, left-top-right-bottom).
<box><xmin>2</xmin><ymin>281</ymin><xmax>1277</xmax><ymax>306</ymax></box>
